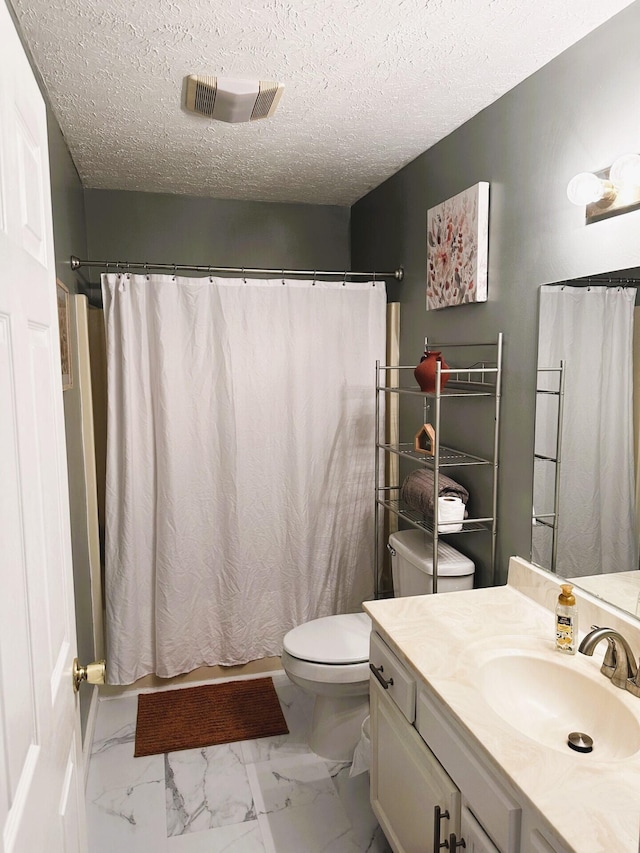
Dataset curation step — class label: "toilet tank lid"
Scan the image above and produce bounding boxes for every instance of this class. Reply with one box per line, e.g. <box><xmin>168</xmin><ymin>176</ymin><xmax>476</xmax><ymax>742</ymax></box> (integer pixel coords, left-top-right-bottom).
<box><xmin>283</xmin><ymin>612</ymin><xmax>371</xmax><ymax>664</ymax></box>
<box><xmin>389</xmin><ymin>529</ymin><xmax>475</xmax><ymax>576</ymax></box>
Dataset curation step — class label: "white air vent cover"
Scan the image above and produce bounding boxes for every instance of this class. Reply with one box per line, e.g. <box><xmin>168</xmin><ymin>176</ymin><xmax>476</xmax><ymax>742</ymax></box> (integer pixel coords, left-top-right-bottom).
<box><xmin>185</xmin><ymin>75</ymin><xmax>283</xmax><ymax>123</ymax></box>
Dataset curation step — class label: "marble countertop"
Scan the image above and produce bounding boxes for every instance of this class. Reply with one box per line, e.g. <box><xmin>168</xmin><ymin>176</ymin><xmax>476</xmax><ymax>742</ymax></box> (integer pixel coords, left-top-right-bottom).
<box><xmin>364</xmin><ymin>558</ymin><xmax>640</xmax><ymax>853</ymax></box>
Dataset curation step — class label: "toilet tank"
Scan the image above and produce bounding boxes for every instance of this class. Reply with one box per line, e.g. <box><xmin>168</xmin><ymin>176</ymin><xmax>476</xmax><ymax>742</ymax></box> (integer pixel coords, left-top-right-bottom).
<box><xmin>389</xmin><ymin>529</ymin><xmax>475</xmax><ymax>596</ymax></box>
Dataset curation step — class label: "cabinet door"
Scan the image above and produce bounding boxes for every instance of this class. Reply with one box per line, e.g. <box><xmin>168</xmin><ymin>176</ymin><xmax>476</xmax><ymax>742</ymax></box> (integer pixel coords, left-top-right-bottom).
<box><xmin>370</xmin><ymin>681</ymin><xmax>460</xmax><ymax>853</ymax></box>
<box><xmin>459</xmin><ymin>804</ymin><xmax>502</xmax><ymax>853</ymax></box>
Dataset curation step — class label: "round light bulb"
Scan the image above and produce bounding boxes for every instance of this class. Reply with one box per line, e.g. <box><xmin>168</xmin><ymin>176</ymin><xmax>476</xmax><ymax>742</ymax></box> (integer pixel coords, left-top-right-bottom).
<box><xmin>566</xmin><ymin>172</ymin><xmax>611</xmax><ymax>206</ymax></box>
<box><xmin>609</xmin><ymin>153</ymin><xmax>640</xmax><ymax>188</ymax></box>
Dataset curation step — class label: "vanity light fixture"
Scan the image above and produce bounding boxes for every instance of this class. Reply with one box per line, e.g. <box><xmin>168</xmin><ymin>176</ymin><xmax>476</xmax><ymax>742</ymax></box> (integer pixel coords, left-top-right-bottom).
<box><xmin>567</xmin><ymin>153</ymin><xmax>640</xmax><ymax>224</ymax></box>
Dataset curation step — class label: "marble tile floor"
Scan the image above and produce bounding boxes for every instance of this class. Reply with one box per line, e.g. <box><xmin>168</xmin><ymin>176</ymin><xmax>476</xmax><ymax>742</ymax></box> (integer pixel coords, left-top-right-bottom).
<box><xmin>86</xmin><ymin>672</ymin><xmax>392</xmax><ymax>853</ymax></box>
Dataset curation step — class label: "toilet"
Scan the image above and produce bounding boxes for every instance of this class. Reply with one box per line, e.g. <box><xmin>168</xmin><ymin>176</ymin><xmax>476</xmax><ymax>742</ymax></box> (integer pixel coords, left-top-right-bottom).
<box><xmin>281</xmin><ymin>529</ymin><xmax>475</xmax><ymax>760</ymax></box>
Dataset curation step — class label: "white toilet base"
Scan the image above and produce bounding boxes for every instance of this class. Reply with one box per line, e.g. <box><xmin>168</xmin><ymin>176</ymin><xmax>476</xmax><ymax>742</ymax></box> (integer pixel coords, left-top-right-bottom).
<box><xmin>280</xmin><ymin>616</ymin><xmax>371</xmax><ymax>761</ymax></box>
<box><xmin>308</xmin><ymin>693</ymin><xmax>370</xmax><ymax>761</ymax></box>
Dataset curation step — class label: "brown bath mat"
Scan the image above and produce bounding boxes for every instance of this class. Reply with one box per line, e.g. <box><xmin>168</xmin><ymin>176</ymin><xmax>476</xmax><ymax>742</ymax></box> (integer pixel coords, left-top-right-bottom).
<box><xmin>134</xmin><ymin>677</ymin><xmax>289</xmax><ymax>757</ymax></box>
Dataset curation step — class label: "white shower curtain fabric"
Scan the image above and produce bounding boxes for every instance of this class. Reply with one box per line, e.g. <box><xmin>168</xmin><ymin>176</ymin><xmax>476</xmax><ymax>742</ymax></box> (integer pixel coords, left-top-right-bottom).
<box><xmin>533</xmin><ymin>285</ymin><xmax>637</xmax><ymax>577</ymax></box>
<box><xmin>102</xmin><ymin>273</ymin><xmax>386</xmax><ymax>684</ymax></box>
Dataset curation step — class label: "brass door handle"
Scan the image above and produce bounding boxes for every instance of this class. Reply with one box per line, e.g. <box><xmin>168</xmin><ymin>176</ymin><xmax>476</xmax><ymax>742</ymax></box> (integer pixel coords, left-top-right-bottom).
<box><xmin>73</xmin><ymin>658</ymin><xmax>106</xmax><ymax>692</ymax></box>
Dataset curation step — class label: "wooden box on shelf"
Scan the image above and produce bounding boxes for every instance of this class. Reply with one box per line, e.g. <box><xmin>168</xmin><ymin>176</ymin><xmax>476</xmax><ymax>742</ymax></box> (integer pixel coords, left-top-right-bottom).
<box><xmin>414</xmin><ymin>423</ymin><xmax>435</xmax><ymax>456</ymax></box>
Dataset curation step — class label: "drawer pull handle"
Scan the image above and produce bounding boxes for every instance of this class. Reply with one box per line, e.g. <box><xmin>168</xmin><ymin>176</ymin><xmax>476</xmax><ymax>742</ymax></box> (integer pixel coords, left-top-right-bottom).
<box><xmin>449</xmin><ymin>833</ymin><xmax>466</xmax><ymax>850</ymax></box>
<box><xmin>369</xmin><ymin>663</ymin><xmax>394</xmax><ymax>689</ymax></box>
<box><xmin>433</xmin><ymin>805</ymin><xmax>449</xmax><ymax>851</ymax></box>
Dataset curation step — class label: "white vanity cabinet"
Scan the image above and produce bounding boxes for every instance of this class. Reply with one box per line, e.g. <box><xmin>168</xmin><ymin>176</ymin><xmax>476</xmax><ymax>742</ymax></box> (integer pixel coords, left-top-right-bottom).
<box><xmin>370</xmin><ymin>629</ymin><xmax>572</xmax><ymax>853</ymax></box>
<box><xmin>369</xmin><ymin>633</ymin><xmax>460</xmax><ymax>852</ymax></box>
<box><xmin>366</xmin><ymin>561</ymin><xmax>640</xmax><ymax>853</ymax></box>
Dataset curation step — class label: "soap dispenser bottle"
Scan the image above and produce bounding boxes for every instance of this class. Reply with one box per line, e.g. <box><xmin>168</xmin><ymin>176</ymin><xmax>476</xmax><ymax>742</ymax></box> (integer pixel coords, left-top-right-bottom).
<box><xmin>555</xmin><ymin>584</ymin><xmax>578</xmax><ymax>654</ymax></box>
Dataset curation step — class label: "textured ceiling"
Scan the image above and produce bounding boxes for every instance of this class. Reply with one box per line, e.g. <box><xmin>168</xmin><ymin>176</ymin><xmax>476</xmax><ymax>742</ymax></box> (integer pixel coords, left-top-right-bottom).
<box><xmin>10</xmin><ymin>0</ymin><xmax>635</xmax><ymax>206</ymax></box>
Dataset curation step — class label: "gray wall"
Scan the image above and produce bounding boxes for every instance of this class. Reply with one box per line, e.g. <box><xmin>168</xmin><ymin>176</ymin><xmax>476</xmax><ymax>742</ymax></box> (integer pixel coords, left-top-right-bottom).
<box><xmin>83</xmin><ymin>190</ymin><xmax>350</xmax><ymax>298</ymax></box>
<box><xmin>48</xmin><ymin>113</ymin><xmax>88</xmax><ymax>294</ymax></box>
<box><xmin>352</xmin><ymin>1</ymin><xmax>640</xmax><ymax>587</ymax></box>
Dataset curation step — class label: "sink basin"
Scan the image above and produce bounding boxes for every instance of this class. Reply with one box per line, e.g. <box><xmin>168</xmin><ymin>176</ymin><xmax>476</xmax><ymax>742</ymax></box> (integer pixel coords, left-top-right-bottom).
<box><xmin>471</xmin><ymin>644</ymin><xmax>640</xmax><ymax>760</ymax></box>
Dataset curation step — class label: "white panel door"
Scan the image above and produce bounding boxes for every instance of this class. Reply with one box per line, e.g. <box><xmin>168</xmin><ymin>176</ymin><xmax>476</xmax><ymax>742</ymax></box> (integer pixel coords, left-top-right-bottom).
<box><xmin>0</xmin><ymin>2</ymin><xmax>86</xmax><ymax>852</ymax></box>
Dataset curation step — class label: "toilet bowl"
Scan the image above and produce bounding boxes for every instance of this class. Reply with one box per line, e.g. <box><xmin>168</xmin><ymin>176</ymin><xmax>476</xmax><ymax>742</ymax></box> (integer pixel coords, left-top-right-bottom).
<box><xmin>281</xmin><ymin>530</ymin><xmax>475</xmax><ymax>760</ymax></box>
<box><xmin>281</xmin><ymin>612</ymin><xmax>371</xmax><ymax>760</ymax></box>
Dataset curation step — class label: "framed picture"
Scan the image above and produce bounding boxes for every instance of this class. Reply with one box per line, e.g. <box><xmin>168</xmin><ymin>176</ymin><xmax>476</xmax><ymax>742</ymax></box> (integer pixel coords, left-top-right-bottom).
<box><xmin>426</xmin><ymin>181</ymin><xmax>489</xmax><ymax>310</ymax></box>
<box><xmin>56</xmin><ymin>279</ymin><xmax>72</xmax><ymax>390</ymax></box>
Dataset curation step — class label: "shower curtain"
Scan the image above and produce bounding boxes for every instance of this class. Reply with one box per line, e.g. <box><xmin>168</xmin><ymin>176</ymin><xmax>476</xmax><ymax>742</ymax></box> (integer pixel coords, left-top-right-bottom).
<box><xmin>533</xmin><ymin>284</ymin><xmax>637</xmax><ymax>577</ymax></box>
<box><xmin>102</xmin><ymin>273</ymin><xmax>386</xmax><ymax>684</ymax></box>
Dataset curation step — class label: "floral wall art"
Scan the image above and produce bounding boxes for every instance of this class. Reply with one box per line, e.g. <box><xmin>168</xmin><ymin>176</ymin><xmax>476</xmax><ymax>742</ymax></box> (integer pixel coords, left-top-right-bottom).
<box><xmin>426</xmin><ymin>181</ymin><xmax>489</xmax><ymax>310</ymax></box>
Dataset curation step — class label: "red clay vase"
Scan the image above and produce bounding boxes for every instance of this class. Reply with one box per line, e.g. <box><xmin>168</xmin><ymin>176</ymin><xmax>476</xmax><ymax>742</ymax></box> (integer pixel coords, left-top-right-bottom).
<box><xmin>414</xmin><ymin>350</ymin><xmax>450</xmax><ymax>393</ymax></box>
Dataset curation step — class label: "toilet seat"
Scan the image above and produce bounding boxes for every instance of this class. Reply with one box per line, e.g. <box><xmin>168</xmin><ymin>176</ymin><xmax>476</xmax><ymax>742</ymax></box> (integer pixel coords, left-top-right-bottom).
<box><xmin>281</xmin><ymin>650</ymin><xmax>370</xmax><ymax>685</ymax></box>
<box><xmin>283</xmin><ymin>612</ymin><xmax>371</xmax><ymax>664</ymax></box>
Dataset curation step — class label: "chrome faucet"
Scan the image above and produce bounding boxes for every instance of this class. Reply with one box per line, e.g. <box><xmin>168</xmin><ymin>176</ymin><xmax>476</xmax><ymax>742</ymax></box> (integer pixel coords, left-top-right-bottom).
<box><xmin>579</xmin><ymin>626</ymin><xmax>640</xmax><ymax>697</ymax></box>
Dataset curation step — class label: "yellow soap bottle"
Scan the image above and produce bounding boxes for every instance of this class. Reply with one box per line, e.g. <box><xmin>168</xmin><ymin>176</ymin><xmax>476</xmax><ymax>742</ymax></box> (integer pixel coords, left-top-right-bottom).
<box><xmin>555</xmin><ymin>584</ymin><xmax>578</xmax><ymax>654</ymax></box>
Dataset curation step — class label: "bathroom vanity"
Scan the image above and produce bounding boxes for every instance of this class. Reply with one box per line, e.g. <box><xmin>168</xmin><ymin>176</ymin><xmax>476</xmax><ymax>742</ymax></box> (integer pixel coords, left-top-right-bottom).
<box><xmin>364</xmin><ymin>558</ymin><xmax>640</xmax><ymax>853</ymax></box>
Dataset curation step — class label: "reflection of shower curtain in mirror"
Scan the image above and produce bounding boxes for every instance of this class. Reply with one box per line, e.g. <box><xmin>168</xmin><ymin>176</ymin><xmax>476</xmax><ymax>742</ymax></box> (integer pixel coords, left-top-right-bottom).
<box><xmin>101</xmin><ymin>273</ymin><xmax>386</xmax><ymax>685</ymax></box>
<box><xmin>534</xmin><ymin>285</ymin><xmax>638</xmax><ymax>577</ymax></box>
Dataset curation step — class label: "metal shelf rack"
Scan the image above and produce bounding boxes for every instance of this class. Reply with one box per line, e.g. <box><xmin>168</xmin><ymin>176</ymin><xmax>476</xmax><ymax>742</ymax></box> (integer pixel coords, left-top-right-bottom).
<box><xmin>374</xmin><ymin>333</ymin><xmax>503</xmax><ymax>598</ymax></box>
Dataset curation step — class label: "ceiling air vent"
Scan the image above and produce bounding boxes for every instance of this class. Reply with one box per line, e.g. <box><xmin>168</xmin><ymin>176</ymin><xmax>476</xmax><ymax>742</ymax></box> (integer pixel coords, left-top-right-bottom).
<box><xmin>185</xmin><ymin>75</ymin><xmax>284</xmax><ymax>123</ymax></box>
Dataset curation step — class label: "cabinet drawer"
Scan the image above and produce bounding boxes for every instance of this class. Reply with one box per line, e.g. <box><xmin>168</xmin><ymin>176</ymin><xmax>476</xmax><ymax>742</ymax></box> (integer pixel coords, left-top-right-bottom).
<box><xmin>369</xmin><ymin>631</ymin><xmax>416</xmax><ymax>723</ymax></box>
<box><xmin>416</xmin><ymin>686</ymin><xmax>520</xmax><ymax>853</ymax></box>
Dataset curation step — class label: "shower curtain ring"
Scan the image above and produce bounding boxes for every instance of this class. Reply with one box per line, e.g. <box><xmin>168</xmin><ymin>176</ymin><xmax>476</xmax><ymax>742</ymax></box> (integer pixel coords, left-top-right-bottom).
<box><xmin>208</xmin><ymin>265</ymin><xmax>213</xmax><ymax>282</ymax></box>
<box><xmin>116</xmin><ymin>262</ymin><xmax>126</xmax><ymax>291</ymax></box>
<box><xmin>343</xmin><ymin>271</ymin><xmax>347</xmax><ymax>286</ymax></box>
<box><xmin>313</xmin><ymin>270</ymin><xmax>316</xmax><ymax>286</ymax></box>
<box><xmin>144</xmin><ymin>262</ymin><xmax>149</xmax><ymax>281</ymax></box>
<box><xmin>282</xmin><ymin>268</ymin><xmax>285</xmax><ymax>285</ymax></box>
<box><xmin>242</xmin><ymin>267</ymin><xmax>246</xmax><ymax>284</ymax></box>
<box><xmin>372</xmin><ymin>271</ymin><xmax>376</xmax><ymax>287</ymax></box>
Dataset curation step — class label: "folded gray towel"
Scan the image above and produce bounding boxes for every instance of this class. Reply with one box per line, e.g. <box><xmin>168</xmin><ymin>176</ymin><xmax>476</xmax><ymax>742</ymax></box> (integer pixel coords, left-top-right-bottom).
<box><xmin>400</xmin><ymin>468</ymin><xmax>469</xmax><ymax>519</ymax></box>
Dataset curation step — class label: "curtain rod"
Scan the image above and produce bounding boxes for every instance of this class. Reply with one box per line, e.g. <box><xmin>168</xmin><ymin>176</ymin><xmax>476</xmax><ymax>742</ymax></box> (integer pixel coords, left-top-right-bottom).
<box><xmin>70</xmin><ymin>255</ymin><xmax>404</xmax><ymax>281</ymax></box>
<box><xmin>551</xmin><ymin>276</ymin><xmax>640</xmax><ymax>287</ymax></box>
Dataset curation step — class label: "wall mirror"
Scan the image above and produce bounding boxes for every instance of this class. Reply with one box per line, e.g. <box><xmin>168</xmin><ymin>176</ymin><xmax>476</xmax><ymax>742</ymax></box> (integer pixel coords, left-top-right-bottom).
<box><xmin>531</xmin><ymin>267</ymin><xmax>640</xmax><ymax>619</ymax></box>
